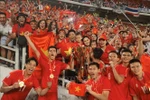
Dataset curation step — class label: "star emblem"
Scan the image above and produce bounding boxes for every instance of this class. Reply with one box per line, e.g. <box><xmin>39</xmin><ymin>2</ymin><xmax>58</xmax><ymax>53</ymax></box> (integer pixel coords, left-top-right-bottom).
<box><xmin>75</xmin><ymin>86</ymin><xmax>81</xmax><ymax>92</ymax></box>
<box><xmin>64</xmin><ymin>47</ymin><xmax>72</xmax><ymax>56</ymax></box>
<box><xmin>41</xmin><ymin>48</ymin><xmax>48</xmax><ymax>57</ymax></box>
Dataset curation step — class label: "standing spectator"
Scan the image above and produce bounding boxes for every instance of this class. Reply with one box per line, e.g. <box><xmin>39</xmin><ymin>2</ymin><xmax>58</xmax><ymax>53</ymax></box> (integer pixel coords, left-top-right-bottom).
<box><xmin>24</xmin><ymin>32</ymin><xmax>74</xmax><ymax>100</ymax></box>
<box><xmin>0</xmin><ymin>12</ymin><xmax>13</xmax><ymax>64</ymax></box>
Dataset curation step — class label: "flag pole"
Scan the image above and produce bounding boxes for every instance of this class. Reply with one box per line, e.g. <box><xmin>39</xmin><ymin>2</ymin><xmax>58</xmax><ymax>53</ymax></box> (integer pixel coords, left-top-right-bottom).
<box><xmin>110</xmin><ymin>0</ymin><xmax>137</xmax><ymax>30</ymax></box>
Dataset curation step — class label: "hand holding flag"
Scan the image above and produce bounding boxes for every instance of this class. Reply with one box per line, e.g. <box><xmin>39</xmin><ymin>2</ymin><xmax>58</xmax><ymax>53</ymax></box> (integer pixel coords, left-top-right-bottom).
<box><xmin>68</xmin><ymin>82</ymin><xmax>86</xmax><ymax>96</ymax></box>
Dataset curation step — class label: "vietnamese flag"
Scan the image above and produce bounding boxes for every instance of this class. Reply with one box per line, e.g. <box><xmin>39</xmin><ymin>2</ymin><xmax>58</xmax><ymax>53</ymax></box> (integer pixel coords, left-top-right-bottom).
<box><xmin>68</xmin><ymin>82</ymin><xmax>86</xmax><ymax>96</ymax></box>
<box><xmin>28</xmin><ymin>31</ymin><xmax>55</xmax><ymax>80</ymax></box>
<box><xmin>140</xmin><ymin>54</ymin><xmax>150</xmax><ymax>72</ymax></box>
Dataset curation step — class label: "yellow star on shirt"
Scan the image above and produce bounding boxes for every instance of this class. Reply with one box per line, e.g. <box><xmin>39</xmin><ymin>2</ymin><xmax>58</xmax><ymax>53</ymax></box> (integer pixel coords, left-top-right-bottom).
<box><xmin>75</xmin><ymin>86</ymin><xmax>81</xmax><ymax>92</ymax></box>
<box><xmin>64</xmin><ymin>47</ymin><xmax>72</xmax><ymax>56</ymax></box>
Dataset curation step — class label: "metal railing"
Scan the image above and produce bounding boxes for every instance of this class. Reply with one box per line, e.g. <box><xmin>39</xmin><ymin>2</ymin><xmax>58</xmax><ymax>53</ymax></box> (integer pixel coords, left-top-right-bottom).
<box><xmin>0</xmin><ymin>45</ymin><xmax>26</xmax><ymax>70</ymax></box>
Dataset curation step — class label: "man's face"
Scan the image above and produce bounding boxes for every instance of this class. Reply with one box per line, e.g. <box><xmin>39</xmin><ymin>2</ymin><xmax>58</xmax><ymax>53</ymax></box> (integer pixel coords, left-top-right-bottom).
<box><xmin>68</xmin><ymin>32</ymin><xmax>76</xmax><ymax>42</ymax></box>
<box><xmin>25</xmin><ymin>60</ymin><xmax>37</xmax><ymax>75</ymax></box>
<box><xmin>130</xmin><ymin>62</ymin><xmax>143</xmax><ymax>76</ymax></box>
<box><xmin>18</xmin><ymin>16</ymin><xmax>26</xmax><ymax>25</ymax></box>
<box><xmin>121</xmin><ymin>52</ymin><xmax>132</xmax><ymax>63</ymax></box>
<box><xmin>109</xmin><ymin>52</ymin><xmax>119</xmax><ymax>63</ymax></box>
<box><xmin>30</xmin><ymin>22</ymin><xmax>37</xmax><ymax>30</ymax></box>
<box><xmin>0</xmin><ymin>1</ymin><xmax>5</xmax><ymax>10</ymax></box>
<box><xmin>0</xmin><ymin>14</ymin><xmax>6</xmax><ymax>25</ymax></box>
<box><xmin>99</xmin><ymin>39</ymin><xmax>106</xmax><ymax>48</ymax></box>
<box><xmin>48</xmin><ymin>48</ymin><xmax>57</xmax><ymax>60</ymax></box>
<box><xmin>88</xmin><ymin>65</ymin><xmax>100</xmax><ymax>79</ymax></box>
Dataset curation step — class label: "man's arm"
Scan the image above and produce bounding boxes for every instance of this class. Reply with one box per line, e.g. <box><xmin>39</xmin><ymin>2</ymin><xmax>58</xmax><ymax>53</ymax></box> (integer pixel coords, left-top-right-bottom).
<box><xmin>87</xmin><ymin>85</ymin><xmax>109</xmax><ymax>100</ymax></box>
<box><xmin>35</xmin><ymin>82</ymin><xmax>52</xmax><ymax>96</ymax></box>
<box><xmin>24</xmin><ymin>32</ymin><xmax>40</xmax><ymax>59</ymax></box>
<box><xmin>1</xmin><ymin>82</ymin><xmax>19</xmax><ymax>93</ymax></box>
<box><xmin>110</xmin><ymin>61</ymin><xmax>125</xmax><ymax>84</ymax></box>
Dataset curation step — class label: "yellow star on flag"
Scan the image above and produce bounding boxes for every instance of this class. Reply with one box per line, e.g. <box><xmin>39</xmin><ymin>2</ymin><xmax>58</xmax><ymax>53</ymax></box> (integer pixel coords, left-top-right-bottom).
<box><xmin>41</xmin><ymin>48</ymin><xmax>48</xmax><ymax>57</ymax></box>
<box><xmin>75</xmin><ymin>86</ymin><xmax>81</xmax><ymax>92</ymax></box>
<box><xmin>64</xmin><ymin>47</ymin><xmax>72</xmax><ymax>56</ymax></box>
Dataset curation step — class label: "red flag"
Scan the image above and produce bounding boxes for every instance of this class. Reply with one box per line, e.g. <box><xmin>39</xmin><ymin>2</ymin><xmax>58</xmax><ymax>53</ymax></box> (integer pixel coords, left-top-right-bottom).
<box><xmin>68</xmin><ymin>82</ymin><xmax>86</xmax><ymax>96</ymax></box>
<box><xmin>140</xmin><ymin>54</ymin><xmax>150</xmax><ymax>72</ymax></box>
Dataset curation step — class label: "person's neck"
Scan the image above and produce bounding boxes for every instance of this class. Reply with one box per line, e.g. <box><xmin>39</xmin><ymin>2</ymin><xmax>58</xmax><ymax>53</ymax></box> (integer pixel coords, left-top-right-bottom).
<box><xmin>101</xmin><ymin>46</ymin><xmax>106</xmax><ymax>51</ymax></box>
<box><xmin>122</xmin><ymin>62</ymin><xmax>129</xmax><ymax>67</ymax></box>
<box><xmin>93</xmin><ymin>74</ymin><xmax>100</xmax><ymax>81</ymax></box>
<box><xmin>48</xmin><ymin>58</ymin><xmax>55</xmax><ymax>62</ymax></box>
<box><xmin>136</xmin><ymin>72</ymin><xmax>143</xmax><ymax>80</ymax></box>
<box><xmin>24</xmin><ymin>70</ymin><xmax>31</xmax><ymax>78</ymax></box>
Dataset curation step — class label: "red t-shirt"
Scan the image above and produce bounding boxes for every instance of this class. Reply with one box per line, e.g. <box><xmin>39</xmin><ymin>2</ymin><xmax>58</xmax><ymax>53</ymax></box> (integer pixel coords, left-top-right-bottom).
<box><xmin>85</xmin><ymin>75</ymin><xmax>111</xmax><ymax>100</ymax></box>
<box><xmin>12</xmin><ymin>23</ymin><xmax>32</xmax><ymax>35</ymax></box>
<box><xmin>123</xmin><ymin>67</ymin><xmax>134</xmax><ymax>100</ymax></box>
<box><xmin>104</xmin><ymin>64</ymin><xmax>127</xmax><ymax>100</ymax></box>
<box><xmin>100</xmin><ymin>45</ymin><xmax>115</xmax><ymax>64</ymax></box>
<box><xmin>38</xmin><ymin>55</ymin><xmax>67</xmax><ymax>100</ymax></box>
<box><xmin>1</xmin><ymin>70</ymin><xmax>39</xmax><ymax>100</ymax></box>
<box><xmin>129</xmin><ymin>71</ymin><xmax>150</xmax><ymax>100</ymax></box>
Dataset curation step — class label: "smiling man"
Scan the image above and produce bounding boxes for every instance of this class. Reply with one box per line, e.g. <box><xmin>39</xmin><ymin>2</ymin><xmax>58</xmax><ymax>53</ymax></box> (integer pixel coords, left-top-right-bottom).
<box><xmin>129</xmin><ymin>59</ymin><xmax>150</xmax><ymax>100</ymax></box>
<box><xmin>85</xmin><ymin>62</ymin><xmax>111</xmax><ymax>100</ymax></box>
<box><xmin>0</xmin><ymin>57</ymin><xmax>39</xmax><ymax>100</ymax></box>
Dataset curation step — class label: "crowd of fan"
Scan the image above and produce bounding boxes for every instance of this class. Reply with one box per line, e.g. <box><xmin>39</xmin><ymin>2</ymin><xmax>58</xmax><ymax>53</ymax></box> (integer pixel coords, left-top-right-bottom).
<box><xmin>1</xmin><ymin>0</ymin><xmax>150</xmax><ymax>99</ymax></box>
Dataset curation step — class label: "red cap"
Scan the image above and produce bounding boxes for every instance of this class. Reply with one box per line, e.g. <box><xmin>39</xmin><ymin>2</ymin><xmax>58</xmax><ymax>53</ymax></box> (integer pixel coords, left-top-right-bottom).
<box><xmin>99</xmin><ymin>34</ymin><xmax>107</xmax><ymax>40</ymax></box>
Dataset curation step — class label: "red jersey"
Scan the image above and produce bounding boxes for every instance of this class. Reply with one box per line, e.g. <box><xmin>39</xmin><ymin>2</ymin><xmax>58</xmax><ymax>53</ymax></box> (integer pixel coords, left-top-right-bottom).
<box><xmin>104</xmin><ymin>64</ymin><xmax>127</xmax><ymax>100</ymax></box>
<box><xmin>123</xmin><ymin>68</ymin><xmax>134</xmax><ymax>100</ymax></box>
<box><xmin>38</xmin><ymin>55</ymin><xmax>67</xmax><ymax>100</ymax></box>
<box><xmin>129</xmin><ymin>71</ymin><xmax>150</xmax><ymax>100</ymax></box>
<box><xmin>1</xmin><ymin>70</ymin><xmax>39</xmax><ymax>100</ymax></box>
<box><xmin>85</xmin><ymin>75</ymin><xmax>111</xmax><ymax>100</ymax></box>
<box><xmin>100</xmin><ymin>45</ymin><xmax>115</xmax><ymax>64</ymax></box>
<box><xmin>12</xmin><ymin>23</ymin><xmax>32</xmax><ymax>35</ymax></box>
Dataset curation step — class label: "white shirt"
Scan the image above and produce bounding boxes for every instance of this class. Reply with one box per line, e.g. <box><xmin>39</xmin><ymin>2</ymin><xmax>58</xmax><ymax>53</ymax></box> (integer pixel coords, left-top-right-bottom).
<box><xmin>0</xmin><ymin>21</ymin><xmax>12</xmax><ymax>36</ymax></box>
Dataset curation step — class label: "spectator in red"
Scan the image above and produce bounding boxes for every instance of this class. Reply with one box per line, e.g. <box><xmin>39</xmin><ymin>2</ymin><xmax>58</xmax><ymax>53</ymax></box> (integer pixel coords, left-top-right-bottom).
<box><xmin>30</xmin><ymin>20</ymin><xmax>37</xmax><ymax>34</ymax></box>
<box><xmin>8</xmin><ymin>13</ymin><xmax>32</xmax><ymax>41</ymax></box>
<box><xmin>0</xmin><ymin>57</ymin><xmax>52</xmax><ymax>100</ymax></box>
<box><xmin>0</xmin><ymin>0</ymin><xmax>10</xmax><ymax>18</ymax></box>
<box><xmin>24</xmin><ymin>32</ymin><xmax>74</xmax><ymax>100</ymax></box>
<box><xmin>104</xmin><ymin>51</ymin><xmax>127</xmax><ymax>100</ymax></box>
<box><xmin>36</xmin><ymin>20</ymin><xmax>47</xmax><ymax>35</ymax></box>
<box><xmin>98</xmin><ymin>34</ymin><xmax>115</xmax><ymax>64</ymax></box>
<box><xmin>85</xmin><ymin>62</ymin><xmax>111</xmax><ymax>100</ymax></box>
<box><xmin>129</xmin><ymin>59</ymin><xmax>150</xmax><ymax>100</ymax></box>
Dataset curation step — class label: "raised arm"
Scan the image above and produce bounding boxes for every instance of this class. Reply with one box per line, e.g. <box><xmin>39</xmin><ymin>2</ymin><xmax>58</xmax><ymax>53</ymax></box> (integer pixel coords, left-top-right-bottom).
<box><xmin>24</xmin><ymin>32</ymin><xmax>40</xmax><ymax>59</ymax></box>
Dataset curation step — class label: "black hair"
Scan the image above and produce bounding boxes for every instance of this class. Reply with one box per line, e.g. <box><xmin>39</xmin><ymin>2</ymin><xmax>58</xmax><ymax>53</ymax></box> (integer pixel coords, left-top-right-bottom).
<box><xmin>37</xmin><ymin>19</ymin><xmax>47</xmax><ymax>30</ymax></box>
<box><xmin>30</xmin><ymin>20</ymin><xmax>37</xmax><ymax>23</ymax></box>
<box><xmin>67</xmin><ymin>29</ymin><xmax>76</xmax><ymax>37</ymax></box>
<box><xmin>129</xmin><ymin>59</ymin><xmax>141</xmax><ymax>65</ymax></box>
<box><xmin>109</xmin><ymin>50</ymin><xmax>120</xmax><ymax>58</ymax></box>
<box><xmin>48</xmin><ymin>46</ymin><xmax>57</xmax><ymax>52</ymax></box>
<box><xmin>121</xmin><ymin>49</ymin><xmax>132</xmax><ymax>55</ymax></box>
<box><xmin>47</xmin><ymin>20</ymin><xmax>58</xmax><ymax>33</ymax></box>
<box><xmin>0</xmin><ymin>12</ymin><xmax>6</xmax><ymax>16</ymax></box>
<box><xmin>89</xmin><ymin>62</ymin><xmax>100</xmax><ymax>69</ymax></box>
<box><xmin>76</xmin><ymin>32</ymin><xmax>82</xmax><ymax>36</ymax></box>
<box><xmin>0</xmin><ymin>0</ymin><xmax>6</xmax><ymax>3</ymax></box>
<box><xmin>82</xmin><ymin>36</ymin><xmax>90</xmax><ymax>42</ymax></box>
<box><xmin>57</xmin><ymin>29</ymin><xmax>66</xmax><ymax>35</ymax></box>
<box><xmin>26</xmin><ymin>57</ymin><xmax>38</xmax><ymax>66</ymax></box>
<box><xmin>118</xmin><ymin>47</ymin><xmax>126</xmax><ymax>55</ymax></box>
<box><xmin>93</xmin><ymin>48</ymin><xmax>103</xmax><ymax>59</ymax></box>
